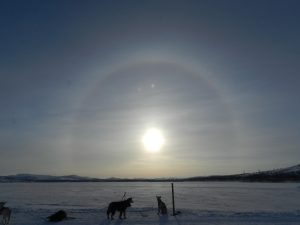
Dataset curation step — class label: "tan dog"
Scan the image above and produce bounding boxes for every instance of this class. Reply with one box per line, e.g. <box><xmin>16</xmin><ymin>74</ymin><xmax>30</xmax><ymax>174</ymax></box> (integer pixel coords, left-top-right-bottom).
<box><xmin>156</xmin><ymin>196</ymin><xmax>167</xmax><ymax>215</ymax></box>
<box><xmin>0</xmin><ymin>202</ymin><xmax>11</xmax><ymax>225</ymax></box>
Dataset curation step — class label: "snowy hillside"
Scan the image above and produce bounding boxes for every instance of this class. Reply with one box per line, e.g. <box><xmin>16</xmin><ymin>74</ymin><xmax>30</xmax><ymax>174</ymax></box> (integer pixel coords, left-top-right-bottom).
<box><xmin>236</xmin><ymin>164</ymin><xmax>300</xmax><ymax>182</ymax></box>
<box><xmin>264</xmin><ymin>164</ymin><xmax>300</xmax><ymax>174</ymax></box>
<box><xmin>187</xmin><ymin>164</ymin><xmax>300</xmax><ymax>182</ymax></box>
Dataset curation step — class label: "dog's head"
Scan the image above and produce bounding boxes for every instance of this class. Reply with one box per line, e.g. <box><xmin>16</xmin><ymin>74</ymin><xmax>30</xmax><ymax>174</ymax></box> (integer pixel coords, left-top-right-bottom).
<box><xmin>156</xmin><ymin>196</ymin><xmax>161</xmax><ymax>200</ymax></box>
<box><xmin>0</xmin><ymin>202</ymin><xmax>6</xmax><ymax>209</ymax></box>
<box><xmin>125</xmin><ymin>197</ymin><xmax>133</xmax><ymax>207</ymax></box>
<box><xmin>126</xmin><ymin>197</ymin><xmax>133</xmax><ymax>203</ymax></box>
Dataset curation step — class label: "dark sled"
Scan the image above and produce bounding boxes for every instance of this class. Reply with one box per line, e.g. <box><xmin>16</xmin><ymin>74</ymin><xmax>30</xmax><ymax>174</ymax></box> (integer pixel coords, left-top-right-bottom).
<box><xmin>47</xmin><ymin>210</ymin><xmax>67</xmax><ymax>222</ymax></box>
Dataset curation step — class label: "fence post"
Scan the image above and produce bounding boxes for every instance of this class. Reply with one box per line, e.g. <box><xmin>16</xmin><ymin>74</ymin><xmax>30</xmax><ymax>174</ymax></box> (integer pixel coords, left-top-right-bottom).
<box><xmin>171</xmin><ymin>183</ymin><xmax>176</xmax><ymax>216</ymax></box>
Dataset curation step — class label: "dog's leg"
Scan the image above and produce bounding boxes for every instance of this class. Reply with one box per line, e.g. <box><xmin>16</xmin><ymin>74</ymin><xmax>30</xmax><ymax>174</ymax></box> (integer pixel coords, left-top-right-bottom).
<box><xmin>106</xmin><ymin>209</ymin><xmax>109</xmax><ymax>219</ymax></box>
<box><xmin>111</xmin><ymin>210</ymin><xmax>115</xmax><ymax>220</ymax></box>
<box><xmin>158</xmin><ymin>203</ymin><xmax>161</xmax><ymax>215</ymax></box>
<box><xmin>106</xmin><ymin>206</ymin><xmax>110</xmax><ymax>220</ymax></box>
<box><xmin>7</xmin><ymin>209</ymin><xmax>11</xmax><ymax>224</ymax></box>
<box><xmin>157</xmin><ymin>200</ymin><xmax>161</xmax><ymax>215</ymax></box>
<box><xmin>6</xmin><ymin>210</ymin><xmax>10</xmax><ymax>225</ymax></box>
<box><xmin>2</xmin><ymin>215</ymin><xmax>5</xmax><ymax>225</ymax></box>
<box><xmin>2</xmin><ymin>216</ymin><xmax>6</xmax><ymax>225</ymax></box>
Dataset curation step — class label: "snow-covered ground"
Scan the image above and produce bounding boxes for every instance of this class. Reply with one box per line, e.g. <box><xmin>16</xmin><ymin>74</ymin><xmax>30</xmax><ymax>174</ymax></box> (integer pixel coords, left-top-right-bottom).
<box><xmin>0</xmin><ymin>182</ymin><xmax>300</xmax><ymax>224</ymax></box>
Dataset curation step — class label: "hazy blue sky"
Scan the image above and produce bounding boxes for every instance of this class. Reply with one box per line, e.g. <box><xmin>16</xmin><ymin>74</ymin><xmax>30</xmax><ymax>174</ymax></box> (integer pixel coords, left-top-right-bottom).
<box><xmin>1</xmin><ymin>0</ymin><xmax>299</xmax><ymax>178</ymax></box>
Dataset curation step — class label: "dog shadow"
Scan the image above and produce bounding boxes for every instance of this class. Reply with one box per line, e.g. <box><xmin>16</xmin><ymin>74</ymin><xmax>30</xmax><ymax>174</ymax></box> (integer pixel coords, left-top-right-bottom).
<box><xmin>159</xmin><ymin>215</ymin><xmax>169</xmax><ymax>225</ymax></box>
<box><xmin>174</xmin><ymin>216</ymin><xmax>182</xmax><ymax>225</ymax></box>
<box><xmin>99</xmin><ymin>219</ymin><xmax>123</xmax><ymax>225</ymax></box>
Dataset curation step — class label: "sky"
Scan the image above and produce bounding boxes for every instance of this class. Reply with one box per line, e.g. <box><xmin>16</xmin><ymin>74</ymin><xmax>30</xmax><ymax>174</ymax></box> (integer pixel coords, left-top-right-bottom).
<box><xmin>0</xmin><ymin>0</ymin><xmax>300</xmax><ymax>178</ymax></box>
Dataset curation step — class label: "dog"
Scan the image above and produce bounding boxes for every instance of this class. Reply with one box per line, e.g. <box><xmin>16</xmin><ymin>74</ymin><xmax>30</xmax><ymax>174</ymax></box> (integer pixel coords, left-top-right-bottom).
<box><xmin>0</xmin><ymin>202</ymin><xmax>11</xmax><ymax>225</ymax></box>
<box><xmin>156</xmin><ymin>196</ymin><xmax>167</xmax><ymax>215</ymax></box>
<box><xmin>107</xmin><ymin>198</ymin><xmax>133</xmax><ymax>220</ymax></box>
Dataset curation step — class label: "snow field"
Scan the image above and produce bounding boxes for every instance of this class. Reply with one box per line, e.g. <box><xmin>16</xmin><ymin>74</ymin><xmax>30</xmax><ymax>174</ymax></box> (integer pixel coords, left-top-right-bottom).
<box><xmin>0</xmin><ymin>182</ymin><xmax>300</xmax><ymax>224</ymax></box>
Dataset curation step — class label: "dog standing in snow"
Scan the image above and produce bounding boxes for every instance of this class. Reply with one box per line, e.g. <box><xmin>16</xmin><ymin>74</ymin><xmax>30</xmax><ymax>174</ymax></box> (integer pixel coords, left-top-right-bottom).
<box><xmin>107</xmin><ymin>198</ymin><xmax>133</xmax><ymax>220</ymax></box>
<box><xmin>156</xmin><ymin>196</ymin><xmax>167</xmax><ymax>215</ymax></box>
<box><xmin>0</xmin><ymin>202</ymin><xmax>11</xmax><ymax>225</ymax></box>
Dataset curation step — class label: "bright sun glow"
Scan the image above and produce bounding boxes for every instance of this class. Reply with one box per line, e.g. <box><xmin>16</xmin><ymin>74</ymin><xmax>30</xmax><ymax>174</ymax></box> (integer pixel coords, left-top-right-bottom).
<box><xmin>142</xmin><ymin>128</ymin><xmax>165</xmax><ymax>153</ymax></box>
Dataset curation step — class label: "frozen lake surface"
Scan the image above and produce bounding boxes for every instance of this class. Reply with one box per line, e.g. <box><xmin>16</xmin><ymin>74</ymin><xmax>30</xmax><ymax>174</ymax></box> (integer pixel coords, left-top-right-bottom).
<box><xmin>0</xmin><ymin>182</ymin><xmax>300</xmax><ymax>224</ymax></box>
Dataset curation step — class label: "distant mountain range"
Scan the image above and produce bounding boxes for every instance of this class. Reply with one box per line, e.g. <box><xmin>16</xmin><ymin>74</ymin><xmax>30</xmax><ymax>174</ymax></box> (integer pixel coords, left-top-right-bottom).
<box><xmin>0</xmin><ymin>164</ymin><xmax>299</xmax><ymax>182</ymax></box>
<box><xmin>185</xmin><ymin>164</ymin><xmax>300</xmax><ymax>182</ymax></box>
<box><xmin>0</xmin><ymin>174</ymin><xmax>101</xmax><ymax>182</ymax></box>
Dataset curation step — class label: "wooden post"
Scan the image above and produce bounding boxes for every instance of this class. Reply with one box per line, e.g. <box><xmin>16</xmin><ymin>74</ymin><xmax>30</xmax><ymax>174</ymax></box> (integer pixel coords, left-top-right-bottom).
<box><xmin>171</xmin><ymin>183</ymin><xmax>176</xmax><ymax>216</ymax></box>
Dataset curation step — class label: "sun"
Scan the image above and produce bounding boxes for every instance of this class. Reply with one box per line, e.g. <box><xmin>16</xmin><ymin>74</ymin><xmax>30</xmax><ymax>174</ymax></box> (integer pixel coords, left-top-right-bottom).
<box><xmin>142</xmin><ymin>128</ymin><xmax>165</xmax><ymax>153</ymax></box>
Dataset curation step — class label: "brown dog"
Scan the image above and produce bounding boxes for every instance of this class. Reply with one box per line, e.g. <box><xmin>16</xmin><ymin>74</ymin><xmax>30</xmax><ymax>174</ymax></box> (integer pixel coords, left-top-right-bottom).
<box><xmin>156</xmin><ymin>196</ymin><xmax>167</xmax><ymax>215</ymax></box>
